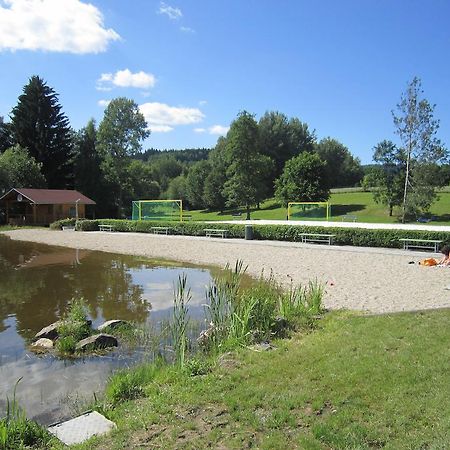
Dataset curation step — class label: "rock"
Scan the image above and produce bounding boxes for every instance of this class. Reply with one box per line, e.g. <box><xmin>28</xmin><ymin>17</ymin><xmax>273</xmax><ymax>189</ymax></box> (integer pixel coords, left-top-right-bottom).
<box><xmin>76</xmin><ymin>334</ymin><xmax>118</xmax><ymax>351</ymax></box>
<box><xmin>97</xmin><ymin>319</ymin><xmax>128</xmax><ymax>332</ymax></box>
<box><xmin>32</xmin><ymin>338</ymin><xmax>54</xmax><ymax>349</ymax></box>
<box><xmin>35</xmin><ymin>321</ymin><xmax>61</xmax><ymax>341</ymax></box>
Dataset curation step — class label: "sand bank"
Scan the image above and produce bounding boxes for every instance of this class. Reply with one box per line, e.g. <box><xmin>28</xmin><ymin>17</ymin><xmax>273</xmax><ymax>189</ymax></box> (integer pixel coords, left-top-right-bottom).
<box><xmin>3</xmin><ymin>229</ymin><xmax>450</xmax><ymax>314</ymax></box>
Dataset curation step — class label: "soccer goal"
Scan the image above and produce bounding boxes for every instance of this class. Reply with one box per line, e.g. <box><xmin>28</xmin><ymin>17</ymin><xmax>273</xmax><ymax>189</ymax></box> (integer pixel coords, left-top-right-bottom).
<box><xmin>287</xmin><ymin>202</ymin><xmax>330</xmax><ymax>221</ymax></box>
<box><xmin>132</xmin><ymin>200</ymin><xmax>183</xmax><ymax>222</ymax></box>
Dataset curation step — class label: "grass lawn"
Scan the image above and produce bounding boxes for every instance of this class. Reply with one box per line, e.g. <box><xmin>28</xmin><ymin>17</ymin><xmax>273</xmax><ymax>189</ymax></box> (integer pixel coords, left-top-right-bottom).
<box><xmin>72</xmin><ymin>309</ymin><xmax>450</xmax><ymax>449</ymax></box>
<box><xmin>188</xmin><ymin>192</ymin><xmax>450</xmax><ymax>225</ymax></box>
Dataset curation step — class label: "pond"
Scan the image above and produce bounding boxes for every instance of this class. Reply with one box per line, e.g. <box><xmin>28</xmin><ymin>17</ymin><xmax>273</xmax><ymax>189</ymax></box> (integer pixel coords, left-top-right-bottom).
<box><xmin>0</xmin><ymin>235</ymin><xmax>216</xmax><ymax>425</ymax></box>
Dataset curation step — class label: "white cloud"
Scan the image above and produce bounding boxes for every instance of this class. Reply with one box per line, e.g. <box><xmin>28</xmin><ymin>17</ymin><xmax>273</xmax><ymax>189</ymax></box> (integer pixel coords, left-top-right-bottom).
<box><xmin>98</xmin><ymin>99</ymin><xmax>110</xmax><ymax>108</ymax></box>
<box><xmin>0</xmin><ymin>0</ymin><xmax>120</xmax><ymax>53</ymax></box>
<box><xmin>208</xmin><ymin>125</ymin><xmax>229</xmax><ymax>135</ymax></box>
<box><xmin>198</xmin><ymin>100</ymin><xmax>207</xmax><ymax>106</ymax></box>
<box><xmin>194</xmin><ymin>128</ymin><xmax>206</xmax><ymax>133</ymax></box>
<box><xmin>150</xmin><ymin>125</ymin><xmax>174</xmax><ymax>133</ymax></box>
<box><xmin>180</xmin><ymin>26</ymin><xmax>195</xmax><ymax>33</ymax></box>
<box><xmin>97</xmin><ymin>69</ymin><xmax>156</xmax><ymax>90</ymax></box>
<box><xmin>158</xmin><ymin>2</ymin><xmax>182</xmax><ymax>20</ymax></box>
<box><xmin>139</xmin><ymin>102</ymin><xmax>205</xmax><ymax>133</ymax></box>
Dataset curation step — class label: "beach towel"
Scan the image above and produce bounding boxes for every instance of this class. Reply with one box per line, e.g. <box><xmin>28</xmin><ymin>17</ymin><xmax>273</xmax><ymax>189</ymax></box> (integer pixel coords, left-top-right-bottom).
<box><xmin>419</xmin><ymin>258</ymin><xmax>438</xmax><ymax>266</ymax></box>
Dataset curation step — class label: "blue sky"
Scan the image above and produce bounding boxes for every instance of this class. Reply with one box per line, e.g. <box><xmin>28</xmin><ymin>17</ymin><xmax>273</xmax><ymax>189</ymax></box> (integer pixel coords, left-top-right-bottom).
<box><xmin>0</xmin><ymin>0</ymin><xmax>449</xmax><ymax>164</ymax></box>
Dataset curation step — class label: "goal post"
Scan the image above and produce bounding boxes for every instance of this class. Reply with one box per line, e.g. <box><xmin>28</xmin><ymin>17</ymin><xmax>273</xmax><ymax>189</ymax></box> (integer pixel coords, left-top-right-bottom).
<box><xmin>287</xmin><ymin>202</ymin><xmax>330</xmax><ymax>221</ymax></box>
<box><xmin>131</xmin><ymin>200</ymin><xmax>183</xmax><ymax>222</ymax></box>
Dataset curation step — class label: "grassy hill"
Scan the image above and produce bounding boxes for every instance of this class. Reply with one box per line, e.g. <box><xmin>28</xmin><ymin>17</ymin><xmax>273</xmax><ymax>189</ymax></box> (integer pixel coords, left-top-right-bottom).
<box><xmin>188</xmin><ymin>191</ymin><xmax>450</xmax><ymax>225</ymax></box>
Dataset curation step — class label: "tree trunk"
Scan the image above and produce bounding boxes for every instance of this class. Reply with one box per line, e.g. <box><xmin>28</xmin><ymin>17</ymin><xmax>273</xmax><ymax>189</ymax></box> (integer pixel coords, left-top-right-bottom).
<box><xmin>402</xmin><ymin>141</ymin><xmax>412</xmax><ymax>224</ymax></box>
<box><xmin>389</xmin><ymin>204</ymin><xmax>393</xmax><ymax>216</ymax></box>
<box><xmin>246</xmin><ymin>204</ymin><xmax>250</xmax><ymax>220</ymax></box>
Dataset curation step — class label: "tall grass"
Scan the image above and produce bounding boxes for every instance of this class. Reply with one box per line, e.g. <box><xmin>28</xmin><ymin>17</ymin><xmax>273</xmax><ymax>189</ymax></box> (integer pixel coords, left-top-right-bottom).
<box><xmin>171</xmin><ymin>274</ymin><xmax>191</xmax><ymax>368</ymax></box>
<box><xmin>204</xmin><ymin>263</ymin><xmax>325</xmax><ymax>350</ymax></box>
<box><xmin>279</xmin><ymin>278</ymin><xmax>325</xmax><ymax>325</ymax></box>
<box><xmin>0</xmin><ymin>378</ymin><xmax>51</xmax><ymax>449</ymax></box>
<box><xmin>204</xmin><ymin>260</ymin><xmax>247</xmax><ymax>349</ymax></box>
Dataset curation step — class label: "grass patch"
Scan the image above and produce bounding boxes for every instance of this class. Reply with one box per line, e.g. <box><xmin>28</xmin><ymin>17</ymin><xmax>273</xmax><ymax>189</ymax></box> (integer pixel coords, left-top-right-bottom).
<box><xmin>0</xmin><ymin>378</ymin><xmax>53</xmax><ymax>449</ymax></box>
<box><xmin>55</xmin><ymin>298</ymin><xmax>91</xmax><ymax>355</ymax></box>
<box><xmin>187</xmin><ymin>192</ymin><xmax>450</xmax><ymax>224</ymax></box>
<box><xmin>66</xmin><ymin>308</ymin><xmax>450</xmax><ymax>449</ymax></box>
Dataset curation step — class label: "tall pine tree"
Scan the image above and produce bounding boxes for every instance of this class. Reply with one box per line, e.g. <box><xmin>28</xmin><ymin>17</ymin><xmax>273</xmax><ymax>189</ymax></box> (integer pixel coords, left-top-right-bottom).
<box><xmin>10</xmin><ymin>76</ymin><xmax>73</xmax><ymax>188</ymax></box>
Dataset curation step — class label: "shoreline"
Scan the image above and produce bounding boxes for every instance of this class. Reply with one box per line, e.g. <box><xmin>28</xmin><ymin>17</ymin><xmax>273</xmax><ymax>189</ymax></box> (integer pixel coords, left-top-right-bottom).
<box><xmin>3</xmin><ymin>228</ymin><xmax>450</xmax><ymax>314</ymax></box>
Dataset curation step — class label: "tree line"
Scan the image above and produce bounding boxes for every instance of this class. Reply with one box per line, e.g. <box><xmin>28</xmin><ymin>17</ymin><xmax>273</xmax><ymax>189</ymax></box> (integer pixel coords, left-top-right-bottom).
<box><xmin>1</xmin><ymin>75</ymin><xmax>445</xmax><ymax>221</ymax></box>
<box><xmin>0</xmin><ymin>75</ymin><xmax>364</xmax><ymax>219</ymax></box>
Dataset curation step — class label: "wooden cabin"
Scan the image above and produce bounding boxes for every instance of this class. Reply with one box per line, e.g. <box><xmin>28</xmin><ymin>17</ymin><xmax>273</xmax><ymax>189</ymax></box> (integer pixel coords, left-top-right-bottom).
<box><xmin>0</xmin><ymin>188</ymin><xmax>96</xmax><ymax>226</ymax></box>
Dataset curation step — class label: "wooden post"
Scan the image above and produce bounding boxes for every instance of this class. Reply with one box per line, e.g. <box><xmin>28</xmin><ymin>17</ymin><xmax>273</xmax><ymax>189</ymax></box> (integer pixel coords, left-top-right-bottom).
<box><xmin>32</xmin><ymin>203</ymin><xmax>37</xmax><ymax>225</ymax></box>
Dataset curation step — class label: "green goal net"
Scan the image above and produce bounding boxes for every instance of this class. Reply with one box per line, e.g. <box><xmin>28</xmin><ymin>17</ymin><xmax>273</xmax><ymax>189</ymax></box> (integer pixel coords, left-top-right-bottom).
<box><xmin>132</xmin><ymin>200</ymin><xmax>183</xmax><ymax>222</ymax></box>
<box><xmin>287</xmin><ymin>202</ymin><xmax>330</xmax><ymax>221</ymax></box>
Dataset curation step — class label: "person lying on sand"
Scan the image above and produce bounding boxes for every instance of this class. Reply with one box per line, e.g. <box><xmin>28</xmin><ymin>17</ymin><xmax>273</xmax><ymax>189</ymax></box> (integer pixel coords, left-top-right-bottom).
<box><xmin>437</xmin><ymin>245</ymin><xmax>450</xmax><ymax>266</ymax></box>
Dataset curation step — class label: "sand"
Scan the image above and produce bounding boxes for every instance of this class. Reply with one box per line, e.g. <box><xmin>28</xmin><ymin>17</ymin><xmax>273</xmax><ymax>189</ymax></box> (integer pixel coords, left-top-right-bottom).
<box><xmin>3</xmin><ymin>229</ymin><xmax>450</xmax><ymax>314</ymax></box>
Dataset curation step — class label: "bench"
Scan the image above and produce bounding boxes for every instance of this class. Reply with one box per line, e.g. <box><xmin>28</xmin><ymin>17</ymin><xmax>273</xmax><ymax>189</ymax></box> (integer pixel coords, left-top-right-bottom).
<box><xmin>98</xmin><ymin>224</ymin><xmax>113</xmax><ymax>232</ymax></box>
<box><xmin>62</xmin><ymin>226</ymin><xmax>75</xmax><ymax>231</ymax></box>
<box><xmin>399</xmin><ymin>238</ymin><xmax>442</xmax><ymax>253</ymax></box>
<box><xmin>231</xmin><ymin>212</ymin><xmax>242</xmax><ymax>217</ymax></box>
<box><xmin>300</xmin><ymin>233</ymin><xmax>335</xmax><ymax>245</ymax></box>
<box><xmin>204</xmin><ymin>228</ymin><xmax>228</xmax><ymax>238</ymax></box>
<box><xmin>151</xmin><ymin>226</ymin><xmax>171</xmax><ymax>235</ymax></box>
<box><xmin>342</xmin><ymin>215</ymin><xmax>357</xmax><ymax>222</ymax></box>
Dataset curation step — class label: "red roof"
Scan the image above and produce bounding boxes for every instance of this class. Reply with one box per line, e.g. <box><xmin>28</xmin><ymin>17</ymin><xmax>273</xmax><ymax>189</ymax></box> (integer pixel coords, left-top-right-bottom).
<box><xmin>0</xmin><ymin>188</ymin><xmax>96</xmax><ymax>205</ymax></box>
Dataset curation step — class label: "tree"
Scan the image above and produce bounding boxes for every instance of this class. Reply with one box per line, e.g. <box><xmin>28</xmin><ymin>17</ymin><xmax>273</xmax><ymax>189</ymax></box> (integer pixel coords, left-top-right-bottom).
<box><xmin>97</xmin><ymin>97</ymin><xmax>150</xmax><ymax>217</ymax></box>
<box><xmin>164</xmin><ymin>175</ymin><xmax>187</xmax><ymax>201</ymax></box>
<box><xmin>0</xmin><ymin>117</ymin><xmax>13</xmax><ymax>154</ymax></box>
<box><xmin>150</xmin><ymin>156</ymin><xmax>184</xmax><ymax>192</ymax></box>
<box><xmin>258</xmin><ymin>111</ymin><xmax>315</xmax><ymax>186</ymax></box>
<box><xmin>363</xmin><ymin>140</ymin><xmax>405</xmax><ymax>216</ymax></box>
<box><xmin>127</xmin><ymin>160</ymin><xmax>160</xmax><ymax>201</ymax></box>
<box><xmin>275</xmin><ymin>152</ymin><xmax>329</xmax><ymax>205</ymax></box>
<box><xmin>10</xmin><ymin>76</ymin><xmax>73</xmax><ymax>188</ymax></box>
<box><xmin>0</xmin><ymin>145</ymin><xmax>46</xmax><ymax>193</ymax></box>
<box><xmin>203</xmin><ymin>138</ymin><xmax>227</xmax><ymax>211</ymax></box>
<box><xmin>222</xmin><ymin>111</ymin><xmax>272</xmax><ymax>219</ymax></box>
<box><xmin>73</xmin><ymin>120</ymin><xmax>104</xmax><ymax>197</ymax></box>
<box><xmin>185</xmin><ymin>160</ymin><xmax>211</xmax><ymax>209</ymax></box>
<box><xmin>392</xmin><ymin>77</ymin><xmax>447</xmax><ymax>222</ymax></box>
<box><xmin>315</xmin><ymin>138</ymin><xmax>363</xmax><ymax>188</ymax></box>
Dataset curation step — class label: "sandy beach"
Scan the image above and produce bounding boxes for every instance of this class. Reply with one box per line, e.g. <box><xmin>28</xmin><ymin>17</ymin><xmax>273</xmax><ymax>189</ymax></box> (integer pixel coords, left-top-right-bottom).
<box><xmin>3</xmin><ymin>228</ymin><xmax>450</xmax><ymax>314</ymax></box>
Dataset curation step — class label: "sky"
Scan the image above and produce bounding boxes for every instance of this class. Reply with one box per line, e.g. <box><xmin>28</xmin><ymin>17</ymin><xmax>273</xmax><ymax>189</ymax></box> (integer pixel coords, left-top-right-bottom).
<box><xmin>0</xmin><ymin>0</ymin><xmax>449</xmax><ymax>164</ymax></box>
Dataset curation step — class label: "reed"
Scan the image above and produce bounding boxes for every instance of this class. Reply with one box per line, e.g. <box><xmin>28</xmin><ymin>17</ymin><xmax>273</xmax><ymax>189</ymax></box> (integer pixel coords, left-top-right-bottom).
<box><xmin>171</xmin><ymin>274</ymin><xmax>191</xmax><ymax>368</ymax></box>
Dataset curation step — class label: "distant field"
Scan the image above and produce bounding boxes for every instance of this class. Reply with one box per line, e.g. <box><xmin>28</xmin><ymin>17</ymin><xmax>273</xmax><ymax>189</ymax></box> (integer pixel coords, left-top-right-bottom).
<box><xmin>188</xmin><ymin>192</ymin><xmax>450</xmax><ymax>225</ymax></box>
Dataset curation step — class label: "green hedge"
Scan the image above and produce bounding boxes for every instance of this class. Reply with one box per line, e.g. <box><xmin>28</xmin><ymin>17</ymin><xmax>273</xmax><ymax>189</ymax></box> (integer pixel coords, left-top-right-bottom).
<box><xmin>49</xmin><ymin>219</ymin><xmax>450</xmax><ymax>250</ymax></box>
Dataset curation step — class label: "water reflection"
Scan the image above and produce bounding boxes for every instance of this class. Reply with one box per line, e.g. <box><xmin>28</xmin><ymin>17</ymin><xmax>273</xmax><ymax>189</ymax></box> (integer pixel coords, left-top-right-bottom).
<box><xmin>0</xmin><ymin>235</ymin><xmax>213</xmax><ymax>424</ymax></box>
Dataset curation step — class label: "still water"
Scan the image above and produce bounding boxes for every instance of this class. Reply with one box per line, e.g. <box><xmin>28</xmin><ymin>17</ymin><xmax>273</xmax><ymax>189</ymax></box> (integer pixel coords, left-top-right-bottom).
<box><xmin>0</xmin><ymin>235</ymin><xmax>215</xmax><ymax>424</ymax></box>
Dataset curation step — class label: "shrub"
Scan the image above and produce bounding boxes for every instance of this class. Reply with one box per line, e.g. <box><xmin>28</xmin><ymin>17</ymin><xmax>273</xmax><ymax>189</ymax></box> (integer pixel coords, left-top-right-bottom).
<box><xmin>50</xmin><ymin>218</ymin><xmax>450</xmax><ymax>250</ymax></box>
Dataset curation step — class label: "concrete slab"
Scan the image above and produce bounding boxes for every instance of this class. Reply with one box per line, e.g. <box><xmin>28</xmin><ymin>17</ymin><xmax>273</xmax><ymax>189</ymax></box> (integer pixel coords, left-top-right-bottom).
<box><xmin>48</xmin><ymin>411</ymin><xmax>116</xmax><ymax>445</ymax></box>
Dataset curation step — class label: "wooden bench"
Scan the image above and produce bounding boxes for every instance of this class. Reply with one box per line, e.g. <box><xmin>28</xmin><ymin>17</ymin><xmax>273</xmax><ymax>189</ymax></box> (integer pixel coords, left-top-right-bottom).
<box><xmin>300</xmin><ymin>233</ymin><xmax>335</xmax><ymax>245</ymax></box>
<box><xmin>62</xmin><ymin>226</ymin><xmax>75</xmax><ymax>231</ymax></box>
<box><xmin>399</xmin><ymin>238</ymin><xmax>442</xmax><ymax>253</ymax></box>
<box><xmin>204</xmin><ymin>228</ymin><xmax>228</xmax><ymax>238</ymax></box>
<box><xmin>151</xmin><ymin>226</ymin><xmax>171</xmax><ymax>235</ymax></box>
<box><xmin>342</xmin><ymin>215</ymin><xmax>357</xmax><ymax>222</ymax></box>
<box><xmin>98</xmin><ymin>224</ymin><xmax>113</xmax><ymax>232</ymax></box>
